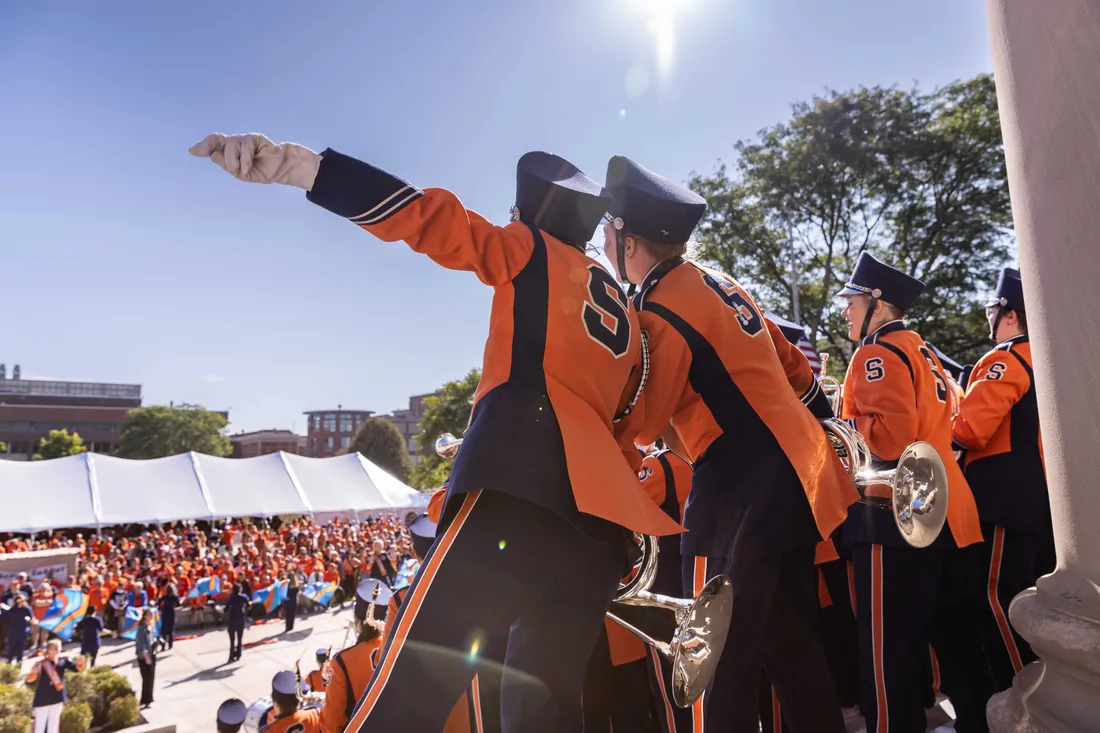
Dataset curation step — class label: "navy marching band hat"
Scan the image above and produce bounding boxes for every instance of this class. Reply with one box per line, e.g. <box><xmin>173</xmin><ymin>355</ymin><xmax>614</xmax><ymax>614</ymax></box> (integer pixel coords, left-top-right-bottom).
<box><xmin>271</xmin><ymin>670</ymin><xmax>298</xmax><ymax>697</ymax></box>
<box><xmin>216</xmin><ymin>698</ymin><xmax>247</xmax><ymax>731</ymax></box>
<box><xmin>514</xmin><ymin>152</ymin><xmax>611</xmax><ymax>248</ymax></box>
<box><xmin>837</xmin><ymin>252</ymin><xmax>926</xmax><ymax>311</ymax></box>
<box><xmin>925</xmin><ymin>342</ymin><xmax>964</xmax><ymax>381</ymax></box>
<box><xmin>764</xmin><ymin>311</ymin><xmax>807</xmax><ymax>345</ymax></box>
<box><xmin>408</xmin><ymin>513</ymin><xmax>437</xmax><ymax>561</ymax></box>
<box><xmin>315</xmin><ymin>647</ymin><xmax>329</xmax><ymax>660</ymax></box>
<box><xmin>986</xmin><ymin>267</ymin><xmax>1025</xmax><ymax>312</ymax></box>
<box><xmin>604</xmin><ymin>156</ymin><xmax>707</xmax><ymax>245</ymax></box>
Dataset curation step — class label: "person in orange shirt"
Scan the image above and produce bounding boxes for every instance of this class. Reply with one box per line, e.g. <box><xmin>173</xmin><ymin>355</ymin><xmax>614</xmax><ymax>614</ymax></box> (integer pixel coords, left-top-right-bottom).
<box><xmin>30</xmin><ymin>583</ymin><xmax>55</xmax><ymax>652</ymax></box>
<box><xmin>601</xmin><ymin>156</ymin><xmax>855</xmax><ymax>733</ymax></box>
<box><xmin>192</xmin><ymin>133</ymin><xmax>682</xmax><ymax>733</ymax></box>
<box><xmin>305</xmin><ymin>648</ymin><xmax>329</xmax><ymax>694</ymax></box>
<box><xmin>953</xmin><ymin>267</ymin><xmax>1051</xmax><ymax>693</ymax></box>
<box><xmin>836</xmin><ymin>252</ymin><xmax>993</xmax><ymax>733</ymax></box>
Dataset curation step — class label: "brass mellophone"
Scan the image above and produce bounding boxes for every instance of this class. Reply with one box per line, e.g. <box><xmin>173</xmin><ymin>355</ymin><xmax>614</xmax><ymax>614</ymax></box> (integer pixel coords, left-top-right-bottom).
<box><xmin>433</xmin><ymin>432</ymin><xmax>732</xmax><ymax>708</ymax></box>
<box><xmin>817</xmin><ymin>353</ymin><xmax>950</xmax><ymax>549</ymax></box>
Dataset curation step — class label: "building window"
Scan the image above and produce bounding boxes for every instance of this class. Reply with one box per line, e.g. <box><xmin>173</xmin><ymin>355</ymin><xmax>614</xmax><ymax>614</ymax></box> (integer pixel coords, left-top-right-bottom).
<box><xmin>312</xmin><ymin>438</ymin><xmax>319</xmax><ymax>454</ymax></box>
<box><xmin>340</xmin><ymin>436</ymin><xmax>351</xmax><ymax>451</ymax></box>
<box><xmin>325</xmin><ymin>437</ymin><xmax>334</xmax><ymax>451</ymax></box>
<box><xmin>323</xmin><ymin>414</ymin><xmax>336</xmax><ymax>432</ymax></box>
<box><xmin>312</xmin><ymin>415</ymin><xmax>320</xmax><ymax>431</ymax></box>
<box><xmin>339</xmin><ymin>414</ymin><xmax>353</xmax><ymax>433</ymax></box>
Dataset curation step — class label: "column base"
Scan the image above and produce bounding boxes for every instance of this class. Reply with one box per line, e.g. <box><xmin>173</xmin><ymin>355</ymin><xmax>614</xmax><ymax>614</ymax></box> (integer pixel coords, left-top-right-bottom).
<box><xmin>987</xmin><ymin>577</ymin><xmax>1100</xmax><ymax>733</ymax></box>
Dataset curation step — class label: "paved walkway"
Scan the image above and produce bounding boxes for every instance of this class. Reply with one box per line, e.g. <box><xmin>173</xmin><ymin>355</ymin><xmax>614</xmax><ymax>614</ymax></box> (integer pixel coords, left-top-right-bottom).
<box><xmin>17</xmin><ymin>606</ymin><xmax>958</xmax><ymax>733</ymax></box>
<box><xmin>20</xmin><ymin>605</ymin><xmax>354</xmax><ymax>733</ymax></box>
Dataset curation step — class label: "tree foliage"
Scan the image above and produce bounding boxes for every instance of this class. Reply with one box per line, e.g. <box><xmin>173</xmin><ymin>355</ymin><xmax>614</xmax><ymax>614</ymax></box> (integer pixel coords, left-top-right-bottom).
<box><xmin>350</xmin><ymin>418</ymin><xmax>414</xmax><ymax>484</ymax></box>
<box><xmin>409</xmin><ymin>369</ymin><xmax>480</xmax><ymax>489</ymax></box>
<box><xmin>116</xmin><ymin>404</ymin><xmax>232</xmax><ymax>459</ymax></box>
<box><xmin>33</xmin><ymin>429</ymin><xmax>87</xmax><ymax>460</ymax></box>
<box><xmin>688</xmin><ymin>74</ymin><xmax>1012</xmax><ymax>371</ymax></box>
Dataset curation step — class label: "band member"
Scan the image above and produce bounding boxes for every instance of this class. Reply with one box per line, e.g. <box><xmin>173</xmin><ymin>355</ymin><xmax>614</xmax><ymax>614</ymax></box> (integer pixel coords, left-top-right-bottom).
<box><xmin>639</xmin><ymin>442</ymin><xmax>694</xmax><ymax>733</ymax></box>
<box><xmin>216</xmin><ymin>698</ymin><xmax>247</xmax><ymax>733</ymax></box>
<box><xmin>306</xmin><ymin>649</ymin><xmax>329</xmax><ymax>693</ymax></box>
<box><xmin>322</xmin><ymin>583</ymin><xmax>387</xmax><ymax>733</ymax></box>
<box><xmin>225</xmin><ymin>583</ymin><xmax>250</xmax><ymax>663</ymax></box>
<box><xmin>953</xmin><ymin>267</ymin><xmax>1052</xmax><ymax>691</ymax></box>
<box><xmin>261</xmin><ymin>671</ymin><xmax>320</xmax><ymax>733</ymax></box>
<box><xmin>602</xmin><ymin>155</ymin><xmax>857</xmax><ymax>733</ymax></box>
<box><xmin>191</xmin><ymin>133</ymin><xmax>681</xmax><ymax>733</ymax></box>
<box><xmin>836</xmin><ymin>252</ymin><xmax>993</xmax><ymax>733</ymax></box>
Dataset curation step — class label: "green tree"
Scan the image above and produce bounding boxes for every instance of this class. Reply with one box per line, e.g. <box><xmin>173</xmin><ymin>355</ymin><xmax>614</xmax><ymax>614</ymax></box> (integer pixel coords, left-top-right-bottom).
<box><xmin>33</xmin><ymin>429</ymin><xmax>87</xmax><ymax>460</ymax></box>
<box><xmin>349</xmin><ymin>418</ymin><xmax>414</xmax><ymax>484</ymax></box>
<box><xmin>116</xmin><ymin>404</ymin><xmax>232</xmax><ymax>459</ymax></box>
<box><xmin>409</xmin><ymin>369</ymin><xmax>479</xmax><ymax>489</ymax></box>
<box><xmin>689</xmin><ymin>74</ymin><xmax>1012</xmax><ymax>370</ymax></box>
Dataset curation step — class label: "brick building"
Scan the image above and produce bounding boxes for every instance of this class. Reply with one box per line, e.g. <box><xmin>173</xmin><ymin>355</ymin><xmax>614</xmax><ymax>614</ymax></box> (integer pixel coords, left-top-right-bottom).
<box><xmin>230</xmin><ymin>429</ymin><xmax>307</xmax><ymax>458</ymax></box>
<box><xmin>0</xmin><ymin>364</ymin><xmax>141</xmax><ymax>460</ymax></box>
<box><xmin>378</xmin><ymin>392</ymin><xmax>434</xmax><ymax>465</ymax></box>
<box><xmin>303</xmin><ymin>407</ymin><xmax>373</xmax><ymax>457</ymax></box>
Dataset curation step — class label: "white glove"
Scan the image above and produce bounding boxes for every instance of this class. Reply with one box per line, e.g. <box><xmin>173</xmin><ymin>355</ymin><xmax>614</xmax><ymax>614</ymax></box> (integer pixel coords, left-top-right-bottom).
<box><xmin>188</xmin><ymin>132</ymin><xmax>322</xmax><ymax>191</ymax></box>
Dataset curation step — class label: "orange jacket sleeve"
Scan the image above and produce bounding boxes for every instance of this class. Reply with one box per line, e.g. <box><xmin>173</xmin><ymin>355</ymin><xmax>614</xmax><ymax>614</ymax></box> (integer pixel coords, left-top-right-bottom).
<box><xmin>952</xmin><ymin>351</ymin><xmax>1030</xmax><ymax>450</ymax></box>
<box><xmin>320</xmin><ymin>661</ymin><xmax>348</xmax><ymax>733</ymax></box>
<box><xmin>306</xmin><ymin>149</ymin><xmax>533</xmax><ymax>286</ymax></box>
<box><xmin>841</xmin><ymin>344</ymin><xmax>918</xmax><ymax>461</ymax></box>
<box><xmin>637</xmin><ymin>454</ymin><xmax>668</xmax><ymax>506</ymax></box>
<box><xmin>427</xmin><ymin>490</ymin><xmax>447</xmax><ymax>525</ymax></box>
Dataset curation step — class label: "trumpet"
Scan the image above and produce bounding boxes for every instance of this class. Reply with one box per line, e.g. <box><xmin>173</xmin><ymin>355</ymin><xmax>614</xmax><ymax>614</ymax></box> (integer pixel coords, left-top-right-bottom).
<box><xmin>434</xmin><ymin>432</ymin><xmax>732</xmax><ymax>707</ymax></box>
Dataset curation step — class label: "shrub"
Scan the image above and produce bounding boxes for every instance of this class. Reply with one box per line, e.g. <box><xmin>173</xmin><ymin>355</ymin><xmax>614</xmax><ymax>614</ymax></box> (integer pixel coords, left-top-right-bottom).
<box><xmin>0</xmin><ymin>715</ymin><xmax>31</xmax><ymax>733</ymax></box>
<box><xmin>0</xmin><ymin>683</ymin><xmax>33</xmax><ymax>721</ymax></box>
<box><xmin>0</xmin><ymin>661</ymin><xmax>22</xmax><ymax>686</ymax></box>
<box><xmin>108</xmin><ymin>695</ymin><xmax>140</xmax><ymax>729</ymax></box>
<box><xmin>94</xmin><ymin>669</ymin><xmax>134</xmax><ymax>703</ymax></box>
<box><xmin>59</xmin><ymin>701</ymin><xmax>93</xmax><ymax>733</ymax></box>
<box><xmin>65</xmin><ymin>671</ymin><xmax>105</xmax><ymax>725</ymax></box>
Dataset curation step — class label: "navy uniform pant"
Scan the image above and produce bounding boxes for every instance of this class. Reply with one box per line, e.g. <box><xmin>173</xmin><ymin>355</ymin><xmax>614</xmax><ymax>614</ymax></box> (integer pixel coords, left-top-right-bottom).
<box><xmin>645</xmin><ymin>645</ymin><xmax>693</xmax><ymax>733</ymax></box>
<box><xmin>973</xmin><ymin>521</ymin><xmax>1055</xmax><ymax>692</ymax></box>
<box><xmin>852</xmin><ymin>543</ymin><xmax>996</xmax><ymax>733</ymax></box>
<box><xmin>347</xmin><ymin>490</ymin><xmax>625</xmax><ymax>733</ymax></box>
<box><xmin>682</xmin><ymin>544</ymin><xmax>845</xmax><ymax>733</ymax></box>
<box><xmin>583</xmin><ymin>624</ymin><xmax>660</xmax><ymax>733</ymax></box>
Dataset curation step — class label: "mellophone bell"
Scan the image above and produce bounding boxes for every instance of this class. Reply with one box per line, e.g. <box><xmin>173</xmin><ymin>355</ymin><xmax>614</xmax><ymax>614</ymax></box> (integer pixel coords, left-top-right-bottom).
<box><xmin>435</xmin><ymin>432</ymin><xmax>734</xmax><ymax>708</ymax></box>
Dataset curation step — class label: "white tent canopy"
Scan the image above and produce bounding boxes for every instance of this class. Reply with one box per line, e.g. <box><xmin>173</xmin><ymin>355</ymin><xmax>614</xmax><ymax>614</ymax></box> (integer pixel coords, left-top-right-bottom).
<box><xmin>0</xmin><ymin>451</ymin><xmax>428</xmax><ymax>534</ymax></box>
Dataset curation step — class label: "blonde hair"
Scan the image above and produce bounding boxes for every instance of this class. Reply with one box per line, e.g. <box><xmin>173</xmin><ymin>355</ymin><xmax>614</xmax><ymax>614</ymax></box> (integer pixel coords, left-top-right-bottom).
<box><xmin>47</xmin><ymin>639</ymin><xmax>62</xmax><ymax>653</ymax></box>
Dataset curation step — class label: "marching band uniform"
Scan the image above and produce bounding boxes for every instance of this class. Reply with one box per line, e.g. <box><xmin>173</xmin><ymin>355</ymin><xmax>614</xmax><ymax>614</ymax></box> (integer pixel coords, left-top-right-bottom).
<box><xmin>192</xmin><ymin>133</ymin><xmax>682</xmax><ymax>733</ymax></box>
<box><xmin>305</xmin><ymin>649</ymin><xmax>329</xmax><ymax>693</ymax></box>
<box><xmin>837</xmin><ymin>252</ymin><xmax>992</xmax><ymax>733</ymax></box>
<box><xmin>216</xmin><ymin>698</ymin><xmax>247</xmax><ymax>733</ymax></box>
<box><xmin>321</xmin><ymin>582</ymin><xmax>387</xmax><ymax>733</ymax></box>
<box><xmin>584</xmin><ymin>618</ymin><xmax>660</xmax><ymax>733</ymax></box>
<box><xmin>953</xmin><ymin>267</ymin><xmax>1052</xmax><ymax>691</ymax></box>
<box><xmin>261</xmin><ymin>671</ymin><xmax>320</xmax><ymax>733</ymax></box>
<box><xmin>603</xmin><ymin>155</ymin><xmax>857</xmax><ymax>733</ymax></box>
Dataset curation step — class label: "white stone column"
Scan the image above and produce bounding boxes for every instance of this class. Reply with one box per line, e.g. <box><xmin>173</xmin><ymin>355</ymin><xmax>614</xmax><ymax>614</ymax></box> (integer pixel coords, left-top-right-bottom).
<box><xmin>984</xmin><ymin>2</ymin><xmax>1100</xmax><ymax>731</ymax></box>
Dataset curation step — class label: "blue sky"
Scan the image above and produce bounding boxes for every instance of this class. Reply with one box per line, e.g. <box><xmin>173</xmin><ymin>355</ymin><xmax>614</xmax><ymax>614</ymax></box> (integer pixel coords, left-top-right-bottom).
<box><xmin>0</xmin><ymin>0</ymin><xmax>994</xmax><ymax>434</ymax></box>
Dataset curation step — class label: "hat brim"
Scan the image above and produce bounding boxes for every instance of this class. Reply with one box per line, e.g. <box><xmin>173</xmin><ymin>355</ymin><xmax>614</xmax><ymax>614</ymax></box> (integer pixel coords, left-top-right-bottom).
<box><xmin>836</xmin><ymin>285</ymin><xmax>866</xmax><ymax>298</ymax></box>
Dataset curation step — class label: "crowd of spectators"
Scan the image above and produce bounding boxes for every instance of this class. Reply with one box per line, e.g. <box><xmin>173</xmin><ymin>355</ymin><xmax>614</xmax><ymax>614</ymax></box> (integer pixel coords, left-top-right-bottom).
<box><xmin>1</xmin><ymin>514</ymin><xmax>414</xmax><ymax>661</ymax></box>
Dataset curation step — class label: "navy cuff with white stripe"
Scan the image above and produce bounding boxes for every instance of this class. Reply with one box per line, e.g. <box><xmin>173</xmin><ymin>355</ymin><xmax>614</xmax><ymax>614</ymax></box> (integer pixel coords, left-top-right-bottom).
<box><xmin>306</xmin><ymin>149</ymin><xmax>424</xmax><ymax>226</ymax></box>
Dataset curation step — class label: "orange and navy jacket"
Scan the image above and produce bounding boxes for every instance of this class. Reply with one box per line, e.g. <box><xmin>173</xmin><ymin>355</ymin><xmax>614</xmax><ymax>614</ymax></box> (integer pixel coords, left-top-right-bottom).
<box><xmin>952</xmin><ymin>335</ymin><xmax>1049</xmax><ymax>535</ymax></box>
<box><xmin>320</xmin><ymin>637</ymin><xmax>383</xmax><ymax>733</ymax></box>
<box><xmin>306</xmin><ymin>150</ymin><xmax>681</xmax><ymax>539</ymax></box>
<box><xmin>630</xmin><ymin>260</ymin><xmax>858</xmax><ymax>557</ymax></box>
<box><xmin>260</xmin><ymin>708</ymin><xmax>320</xmax><ymax>733</ymax></box>
<box><xmin>305</xmin><ymin>669</ymin><xmax>326</xmax><ymax>693</ymax></box>
<box><xmin>840</xmin><ymin>320</ymin><xmax>982</xmax><ymax>547</ymax></box>
<box><xmin>638</xmin><ymin>449</ymin><xmax>692</xmax><ymax>597</ymax></box>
